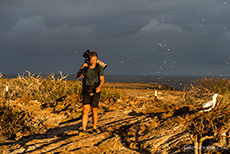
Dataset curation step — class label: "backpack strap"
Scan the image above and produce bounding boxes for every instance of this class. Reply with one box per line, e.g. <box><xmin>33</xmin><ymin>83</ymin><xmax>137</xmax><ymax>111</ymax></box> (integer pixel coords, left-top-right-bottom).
<box><xmin>82</xmin><ymin>66</ymin><xmax>89</xmax><ymax>88</ymax></box>
<box><xmin>82</xmin><ymin>63</ymin><xmax>101</xmax><ymax>91</ymax></box>
<box><xmin>82</xmin><ymin>63</ymin><xmax>100</xmax><ymax>77</ymax></box>
<box><xmin>95</xmin><ymin>63</ymin><xmax>101</xmax><ymax>87</ymax></box>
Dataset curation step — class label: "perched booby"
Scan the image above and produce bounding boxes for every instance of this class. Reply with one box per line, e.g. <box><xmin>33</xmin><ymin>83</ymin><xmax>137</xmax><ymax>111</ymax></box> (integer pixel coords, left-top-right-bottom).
<box><xmin>201</xmin><ymin>93</ymin><xmax>220</xmax><ymax>112</ymax></box>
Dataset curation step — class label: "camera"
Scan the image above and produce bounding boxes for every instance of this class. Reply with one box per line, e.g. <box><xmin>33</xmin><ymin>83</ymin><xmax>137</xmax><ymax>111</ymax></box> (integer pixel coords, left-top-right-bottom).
<box><xmin>83</xmin><ymin>49</ymin><xmax>107</xmax><ymax>70</ymax></box>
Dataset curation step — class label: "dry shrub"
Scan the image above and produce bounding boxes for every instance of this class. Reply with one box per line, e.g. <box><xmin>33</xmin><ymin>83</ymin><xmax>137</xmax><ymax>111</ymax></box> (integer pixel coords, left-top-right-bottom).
<box><xmin>0</xmin><ymin>102</ymin><xmax>29</xmax><ymax>139</ymax></box>
<box><xmin>184</xmin><ymin>77</ymin><xmax>230</xmax><ymax>154</ymax></box>
<box><xmin>0</xmin><ymin>71</ymin><xmax>82</xmax><ymax>103</ymax></box>
<box><xmin>186</xmin><ymin>105</ymin><xmax>230</xmax><ymax>154</ymax></box>
<box><xmin>100</xmin><ymin>87</ymin><xmax>122</xmax><ymax>102</ymax></box>
<box><xmin>0</xmin><ymin>71</ymin><xmax>122</xmax><ymax>103</ymax></box>
<box><xmin>185</xmin><ymin>77</ymin><xmax>230</xmax><ymax>105</ymax></box>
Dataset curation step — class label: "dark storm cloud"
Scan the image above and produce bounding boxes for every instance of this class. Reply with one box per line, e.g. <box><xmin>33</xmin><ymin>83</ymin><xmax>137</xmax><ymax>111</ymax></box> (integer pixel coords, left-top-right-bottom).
<box><xmin>0</xmin><ymin>0</ymin><xmax>230</xmax><ymax>75</ymax></box>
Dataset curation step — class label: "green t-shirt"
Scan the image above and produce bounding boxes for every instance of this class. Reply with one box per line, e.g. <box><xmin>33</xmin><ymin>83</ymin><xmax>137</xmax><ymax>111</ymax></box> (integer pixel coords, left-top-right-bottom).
<box><xmin>83</xmin><ymin>64</ymin><xmax>104</xmax><ymax>86</ymax></box>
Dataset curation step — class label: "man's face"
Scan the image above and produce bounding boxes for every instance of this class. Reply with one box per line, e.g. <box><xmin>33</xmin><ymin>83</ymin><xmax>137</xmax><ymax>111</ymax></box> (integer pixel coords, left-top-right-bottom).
<box><xmin>90</xmin><ymin>56</ymin><xmax>97</xmax><ymax>65</ymax></box>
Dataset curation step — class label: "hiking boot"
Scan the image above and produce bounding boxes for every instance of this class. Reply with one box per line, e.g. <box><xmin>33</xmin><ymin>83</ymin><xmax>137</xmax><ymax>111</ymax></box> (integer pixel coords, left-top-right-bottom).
<box><xmin>92</xmin><ymin>128</ymin><xmax>100</xmax><ymax>134</ymax></box>
<box><xmin>79</xmin><ymin>129</ymin><xmax>88</xmax><ymax>136</ymax></box>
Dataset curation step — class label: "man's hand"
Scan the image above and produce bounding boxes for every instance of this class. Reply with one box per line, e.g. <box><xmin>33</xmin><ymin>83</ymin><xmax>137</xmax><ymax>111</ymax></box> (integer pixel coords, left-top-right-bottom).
<box><xmin>96</xmin><ymin>87</ymin><xmax>101</xmax><ymax>93</ymax></box>
<box><xmin>95</xmin><ymin>76</ymin><xmax>104</xmax><ymax>93</ymax></box>
<box><xmin>81</xmin><ymin>63</ymin><xmax>89</xmax><ymax>69</ymax></box>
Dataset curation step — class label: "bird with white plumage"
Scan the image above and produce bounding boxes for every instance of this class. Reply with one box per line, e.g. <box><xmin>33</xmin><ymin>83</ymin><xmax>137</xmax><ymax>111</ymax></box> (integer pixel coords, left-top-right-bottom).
<box><xmin>199</xmin><ymin>93</ymin><xmax>222</xmax><ymax>112</ymax></box>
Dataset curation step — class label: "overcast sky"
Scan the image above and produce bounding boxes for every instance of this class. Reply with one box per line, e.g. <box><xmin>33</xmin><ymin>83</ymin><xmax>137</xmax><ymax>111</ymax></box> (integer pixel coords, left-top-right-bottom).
<box><xmin>0</xmin><ymin>0</ymin><xmax>230</xmax><ymax>76</ymax></box>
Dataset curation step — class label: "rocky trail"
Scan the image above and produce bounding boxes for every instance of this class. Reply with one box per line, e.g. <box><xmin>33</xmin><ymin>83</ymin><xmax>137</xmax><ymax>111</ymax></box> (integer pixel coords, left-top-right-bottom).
<box><xmin>0</xmin><ymin>83</ymin><xmax>230</xmax><ymax>154</ymax></box>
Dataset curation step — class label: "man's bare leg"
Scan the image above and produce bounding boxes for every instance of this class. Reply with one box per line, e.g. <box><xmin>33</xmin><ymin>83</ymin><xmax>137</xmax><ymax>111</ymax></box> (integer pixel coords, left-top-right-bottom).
<box><xmin>92</xmin><ymin>107</ymin><xmax>98</xmax><ymax>129</ymax></box>
<box><xmin>82</xmin><ymin>105</ymin><xmax>90</xmax><ymax>130</ymax></box>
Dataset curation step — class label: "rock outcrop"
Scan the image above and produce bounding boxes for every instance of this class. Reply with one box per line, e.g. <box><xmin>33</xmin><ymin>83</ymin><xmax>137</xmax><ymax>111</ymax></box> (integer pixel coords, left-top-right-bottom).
<box><xmin>0</xmin><ymin>91</ymin><xmax>229</xmax><ymax>154</ymax></box>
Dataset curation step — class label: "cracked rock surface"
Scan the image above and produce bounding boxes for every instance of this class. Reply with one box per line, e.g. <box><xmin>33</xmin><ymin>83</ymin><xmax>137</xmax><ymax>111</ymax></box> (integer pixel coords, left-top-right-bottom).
<box><xmin>1</xmin><ymin>84</ymin><xmax>230</xmax><ymax>154</ymax></box>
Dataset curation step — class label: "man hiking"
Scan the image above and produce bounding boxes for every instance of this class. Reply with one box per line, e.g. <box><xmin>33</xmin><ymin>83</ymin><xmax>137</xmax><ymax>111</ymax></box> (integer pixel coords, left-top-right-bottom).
<box><xmin>77</xmin><ymin>51</ymin><xmax>104</xmax><ymax>135</ymax></box>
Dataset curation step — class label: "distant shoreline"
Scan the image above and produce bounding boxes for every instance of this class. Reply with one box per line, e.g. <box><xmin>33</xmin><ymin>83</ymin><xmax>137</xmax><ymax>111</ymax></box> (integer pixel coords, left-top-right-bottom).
<box><xmin>1</xmin><ymin>74</ymin><xmax>229</xmax><ymax>91</ymax></box>
<box><xmin>2</xmin><ymin>73</ymin><xmax>229</xmax><ymax>79</ymax></box>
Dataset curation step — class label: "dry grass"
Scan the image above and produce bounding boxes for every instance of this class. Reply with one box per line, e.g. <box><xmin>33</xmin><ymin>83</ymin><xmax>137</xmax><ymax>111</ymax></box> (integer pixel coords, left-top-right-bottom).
<box><xmin>183</xmin><ymin>77</ymin><xmax>230</xmax><ymax>106</ymax></box>
<box><xmin>0</xmin><ymin>71</ymin><xmax>122</xmax><ymax>139</ymax></box>
<box><xmin>0</xmin><ymin>71</ymin><xmax>82</xmax><ymax>103</ymax></box>
<box><xmin>0</xmin><ymin>71</ymin><xmax>121</xmax><ymax>103</ymax></box>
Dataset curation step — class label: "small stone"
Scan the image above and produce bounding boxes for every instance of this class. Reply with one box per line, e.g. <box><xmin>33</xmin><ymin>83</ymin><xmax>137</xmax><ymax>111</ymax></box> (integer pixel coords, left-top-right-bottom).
<box><xmin>129</xmin><ymin>142</ymin><xmax>139</xmax><ymax>149</ymax></box>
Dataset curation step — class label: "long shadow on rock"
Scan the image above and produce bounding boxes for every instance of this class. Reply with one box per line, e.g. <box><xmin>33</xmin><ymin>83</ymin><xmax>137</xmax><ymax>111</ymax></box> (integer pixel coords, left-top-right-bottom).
<box><xmin>0</xmin><ymin>114</ymin><xmax>85</xmax><ymax>147</ymax></box>
<box><xmin>173</xmin><ymin>106</ymin><xmax>190</xmax><ymax>117</ymax></box>
<box><xmin>128</xmin><ymin>110</ymin><xmax>145</xmax><ymax>116</ymax></box>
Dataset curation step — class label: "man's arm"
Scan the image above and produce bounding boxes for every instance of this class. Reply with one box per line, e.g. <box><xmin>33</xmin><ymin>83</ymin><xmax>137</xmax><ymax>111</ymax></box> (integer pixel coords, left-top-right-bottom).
<box><xmin>96</xmin><ymin>76</ymin><xmax>104</xmax><ymax>93</ymax></box>
<box><xmin>77</xmin><ymin>63</ymin><xmax>89</xmax><ymax>79</ymax></box>
<box><xmin>77</xmin><ymin>68</ymin><xmax>82</xmax><ymax>79</ymax></box>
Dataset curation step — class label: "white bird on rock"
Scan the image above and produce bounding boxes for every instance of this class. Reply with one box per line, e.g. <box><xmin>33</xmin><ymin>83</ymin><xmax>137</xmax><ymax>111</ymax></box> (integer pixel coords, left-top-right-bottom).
<box><xmin>200</xmin><ymin>93</ymin><xmax>220</xmax><ymax>112</ymax></box>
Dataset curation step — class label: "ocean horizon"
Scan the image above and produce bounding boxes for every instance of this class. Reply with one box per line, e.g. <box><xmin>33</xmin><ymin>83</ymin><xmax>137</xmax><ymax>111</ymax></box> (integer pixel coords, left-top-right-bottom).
<box><xmin>2</xmin><ymin>73</ymin><xmax>229</xmax><ymax>91</ymax></box>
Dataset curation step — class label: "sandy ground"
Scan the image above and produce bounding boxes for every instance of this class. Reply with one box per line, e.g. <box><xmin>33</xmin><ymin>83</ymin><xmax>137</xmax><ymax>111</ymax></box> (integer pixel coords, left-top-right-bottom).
<box><xmin>104</xmin><ymin>82</ymin><xmax>184</xmax><ymax>100</ymax></box>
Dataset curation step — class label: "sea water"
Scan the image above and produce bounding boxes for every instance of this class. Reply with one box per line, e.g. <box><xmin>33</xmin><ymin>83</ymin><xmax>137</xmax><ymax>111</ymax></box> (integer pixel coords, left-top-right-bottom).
<box><xmin>103</xmin><ymin>75</ymin><xmax>202</xmax><ymax>91</ymax></box>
